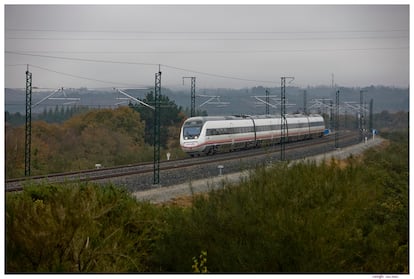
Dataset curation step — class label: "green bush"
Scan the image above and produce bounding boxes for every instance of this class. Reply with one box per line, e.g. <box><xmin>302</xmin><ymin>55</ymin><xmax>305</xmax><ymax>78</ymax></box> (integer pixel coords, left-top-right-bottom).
<box><xmin>6</xmin><ymin>131</ymin><xmax>408</xmax><ymax>273</ymax></box>
<box><xmin>153</xmin><ymin>132</ymin><xmax>408</xmax><ymax>272</ymax></box>
<box><xmin>6</xmin><ymin>182</ymin><xmax>163</xmax><ymax>272</ymax></box>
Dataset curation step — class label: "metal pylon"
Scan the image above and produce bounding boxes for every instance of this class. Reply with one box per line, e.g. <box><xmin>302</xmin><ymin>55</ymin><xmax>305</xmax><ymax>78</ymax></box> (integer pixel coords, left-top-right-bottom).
<box><xmin>280</xmin><ymin>78</ymin><xmax>287</xmax><ymax>161</ymax></box>
<box><xmin>265</xmin><ymin>89</ymin><xmax>270</xmax><ymax>115</ymax></box>
<box><xmin>25</xmin><ymin>66</ymin><xmax>32</xmax><ymax>176</ymax></box>
<box><xmin>280</xmin><ymin>77</ymin><xmax>294</xmax><ymax>161</ymax></box>
<box><xmin>359</xmin><ymin>90</ymin><xmax>366</xmax><ymax>142</ymax></box>
<box><xmin>335</xmin><ymin>90</ymin><xmax>340</xmax><ymax>148</ymax></box>
<box><xmin>153</xmin><ymin>70</ymin><xmax>161</xmax><ymax>185</ymax></box>
<box><xmin>183</xmin><ymin>76</ymin><xmax>196</xmax><ymax>117</ymax></box>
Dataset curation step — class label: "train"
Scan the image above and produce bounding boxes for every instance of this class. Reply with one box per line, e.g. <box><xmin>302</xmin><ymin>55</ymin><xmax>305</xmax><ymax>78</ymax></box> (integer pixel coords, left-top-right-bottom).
<box><xmin>180</xmin><ymin>114</ymin><xmax>326</xmax><ymax>156</ymax></box>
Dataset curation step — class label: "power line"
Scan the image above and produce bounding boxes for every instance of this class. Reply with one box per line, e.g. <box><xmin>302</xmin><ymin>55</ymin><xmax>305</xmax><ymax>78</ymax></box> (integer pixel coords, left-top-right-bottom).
<box><xmin>6</xmin><ymin>44</ymin><xmax>408</xmax><ymax>87</ymax></box>
<box><xmin>163</xmin><ymin>64</ymin><xmax>277</xmax><ymax>84</ymax></box>
<box><xmin>5</xmin><ymin>35</ymin><xmax>408</xmax><ymax>41</ymax></box>
<box><xmin>6</xmin><ymin>51</ymin><xmax>158</xmax><ymax>67</ymax></box>
<box><xmin>7</xmin><ymin>46</ymin><xmax>409</xmax><ymax>55</ymax></box>
<box><xmin>6</xmin><ymin>28</ymin><xmax>409</xmax><ymax>34</ymax></box>
<box><xmin>29</xmin><ymin>64</ymin><xmax>146</xmax><ymax>87</ymax></box>
<box><xmin>6</xmin><ymin>51</ymin><xmax>279</xmax><ymax>84</ymax></box>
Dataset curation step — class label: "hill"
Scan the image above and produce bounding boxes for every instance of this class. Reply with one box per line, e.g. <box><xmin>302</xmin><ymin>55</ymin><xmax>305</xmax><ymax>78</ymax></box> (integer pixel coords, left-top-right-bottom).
<box><xmin>5</xmin><ymin>85</ymin><xmax>409</xmax><ymax>116</ymax></box>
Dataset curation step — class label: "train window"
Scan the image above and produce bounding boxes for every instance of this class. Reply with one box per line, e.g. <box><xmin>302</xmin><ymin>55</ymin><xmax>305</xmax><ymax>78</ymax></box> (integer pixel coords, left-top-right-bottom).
<box><xmin>206</xmin><ymin>129</ymin><xmax>217</xmax><ymax>136</ymax></box>
<box><xmin>309</xmin><ymin>121</ymin><xmax>324</xmax><ymax>127</ymax></box>
<box><xmin>206</xmin><ymin>126</ymin><xmax>257</xmax><ymax>136</ymax></box>
<box><xmin>184</xmin><ymin>120</ymin><xmax>202</xmax><ymax>126</ymax></box>
<box><xmin>183</xmin><ymin>126</ymin><xmax>202</xmax><ymax>139</ymax></box>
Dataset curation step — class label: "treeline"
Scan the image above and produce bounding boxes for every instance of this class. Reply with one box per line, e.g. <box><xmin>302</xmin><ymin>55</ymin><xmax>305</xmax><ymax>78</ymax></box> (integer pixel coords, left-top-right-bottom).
<box><xmin>5</xmin><ymin>90</ymin><xmax>212</xmax><ymax>178</ymax></box>
<box><xmin>5</xmin><ymin>92</ymin><xmax>191</xmax><ymax>178</ymax></box>
<box><xmin>128</xmin><ymin>93</ymin><xmax>185</xmax><ymax>148</ymax></box>
<box><xmin>320</xmin><ymin>110</ymin><xmax>408</xmax><ymax>132</ymax></box>
<box><xmin>5</xmin><ymin>105</ymin><xmax>91</xmax><ymax>126</ymax></box>
<box><xmin>5</xmin><ymin>107</ymin><xmax>408</xmax><ymax>179</ymax></box>
<box><xmin>6</xmin><ymin>130</ymin><xmax>408</xmax><ymax>272</ymax></box>
<box><xmin>5</xmin><ymin>105</ymin><xmax>186</xmax><ymax>179</ymax></box>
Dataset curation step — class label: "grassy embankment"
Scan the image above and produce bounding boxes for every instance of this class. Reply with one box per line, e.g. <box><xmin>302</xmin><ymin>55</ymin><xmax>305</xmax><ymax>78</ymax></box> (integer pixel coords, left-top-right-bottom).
<box><xmin>6</xmin><ymin>131</ymin><xmax>408</xmax><ymax>273</ymax></box>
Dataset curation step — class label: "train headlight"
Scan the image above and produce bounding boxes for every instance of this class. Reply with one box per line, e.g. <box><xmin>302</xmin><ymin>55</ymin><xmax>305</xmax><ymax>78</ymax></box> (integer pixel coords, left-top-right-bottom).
<box><xmin>195</xmin><ymin>136</ymin><xmax>198</xmax><ymax>139</ymax></box>
<box><xmin>185</xmin><ymin>137</ymin><xmax>188</xmax><ymax>140</ymax></box>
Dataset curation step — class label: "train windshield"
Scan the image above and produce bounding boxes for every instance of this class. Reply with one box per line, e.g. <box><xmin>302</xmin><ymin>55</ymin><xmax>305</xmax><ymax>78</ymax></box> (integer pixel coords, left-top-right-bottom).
<box><xmin>183</xmin><ymin>119</ymin><xmax>204</xmax><ymax>139</ymax></box>
<box><xmin>183</xmin><ymin>126</ymin><xmax>202</xmax><ymax>139</ymax></box>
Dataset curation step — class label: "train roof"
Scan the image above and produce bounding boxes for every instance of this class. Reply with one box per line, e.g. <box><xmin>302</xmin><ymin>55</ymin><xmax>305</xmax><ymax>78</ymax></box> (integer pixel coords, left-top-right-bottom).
<box><xmin>185</xmin><ymin>114</ymin><xmax>323</xmax><ymax>123</ymax></box>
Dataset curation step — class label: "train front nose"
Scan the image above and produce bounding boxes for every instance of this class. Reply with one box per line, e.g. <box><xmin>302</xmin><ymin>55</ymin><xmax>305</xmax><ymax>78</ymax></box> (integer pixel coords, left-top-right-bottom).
<box><xmin>181</xmin><ymin>139</ymin><xmax>199</xmax><ymax>152</ymax></box>
<box><xmin>181</xmin><ymin>118</ymin><xmax>205</xmax><ymax>154</ymax></box>
<box><xmin>181</xmin><ymin>133</ymin><xmax>201</xmax><ymax>151</ymax></box>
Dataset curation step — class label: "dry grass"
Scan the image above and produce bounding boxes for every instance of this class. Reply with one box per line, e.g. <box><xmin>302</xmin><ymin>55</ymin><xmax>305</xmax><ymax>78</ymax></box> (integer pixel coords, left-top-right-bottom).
<box><xmin>163</xmin><ymin>139</ymin><xmax>391</xmax><ymax>207</ymax></box>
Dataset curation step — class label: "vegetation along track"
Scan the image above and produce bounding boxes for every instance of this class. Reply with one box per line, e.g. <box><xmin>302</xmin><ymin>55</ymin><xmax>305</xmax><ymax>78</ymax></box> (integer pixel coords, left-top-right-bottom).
<box><xmin>5</xmin><ymin>131</ymin><xmax>359</xmax><ymax>192</ymax></box>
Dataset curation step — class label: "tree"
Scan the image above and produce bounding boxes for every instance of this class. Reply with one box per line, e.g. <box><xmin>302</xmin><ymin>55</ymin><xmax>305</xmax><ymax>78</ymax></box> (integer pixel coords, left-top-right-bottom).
<box><xmin>5</xmin><ymin>124</ymin><xmax>25</xmax><ymax>178</ymax></box>
<box><xmin>63</xmin><ymin>106</ymin><xmax>147</xmax><ymax>169</ymax></box>
<box><xmin>129</xmin><ymin>92</ymin><xmax>185</xmax><ymax>148</ymax></box>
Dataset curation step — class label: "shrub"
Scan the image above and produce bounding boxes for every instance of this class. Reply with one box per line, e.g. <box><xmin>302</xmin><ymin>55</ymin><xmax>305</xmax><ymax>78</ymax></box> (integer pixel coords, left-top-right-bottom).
<box><xmin>153</xmin><ymin>132</ymin><xmax>408</xmax><ymax>272</ymax></box>
<box><xmin>6</xmin><ymin>131</ymin><xmax>408</xmax><ymax>273</ymax></box>
<box><xmin>6</xmin><ymin>182</ymin><xmax>163</xmax><ymax>272</ymax></box>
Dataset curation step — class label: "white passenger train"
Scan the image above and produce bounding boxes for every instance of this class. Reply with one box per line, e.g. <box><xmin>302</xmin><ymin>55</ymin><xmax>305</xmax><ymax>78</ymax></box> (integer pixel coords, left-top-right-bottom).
<box><xmin>180</xmin><ymin>114</ymin><xmax>325</xmax><ymax>156</ymax></box>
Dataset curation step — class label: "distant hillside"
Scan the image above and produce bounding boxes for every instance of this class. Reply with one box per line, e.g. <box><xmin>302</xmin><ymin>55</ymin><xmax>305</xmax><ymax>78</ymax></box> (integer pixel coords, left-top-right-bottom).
<box><xmin>5</xmin><ymin>85</ymin><xmax>409</xmax><ymax>116</ymax></box>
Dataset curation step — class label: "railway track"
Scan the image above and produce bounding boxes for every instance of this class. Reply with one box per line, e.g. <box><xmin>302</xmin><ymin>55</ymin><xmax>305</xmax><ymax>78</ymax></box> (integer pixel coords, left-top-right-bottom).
<box><xmin>5</xmin><ymin>131</ymin><xmax>359</xmax><ymax>192</ymax></box>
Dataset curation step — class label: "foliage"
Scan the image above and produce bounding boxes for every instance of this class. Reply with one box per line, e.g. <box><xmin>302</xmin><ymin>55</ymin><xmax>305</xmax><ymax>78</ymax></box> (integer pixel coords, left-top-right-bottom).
<box><xmin>5</xmin><ymin>105</ymin><xmax>407</xmax><ymax>179</ymax></box>
<box><xmin>5</xmin><ymin>111</ymin><xmax>26</xmax><ymax>126</ymax></box>
<box><xmin>5</xmin><ymin>105</ymin><xmax>90</xmax><ymax>126</ymax></box>
<box><xmin>182</xmin><ymin>107</ymin><xmax>208</xmax><ymax>117</ymax></box>
<box><xmin>5</xmin><ymin>107</ymin><xmax>154</xmax><ymax>178</ymax></box>
<box><xmin>6</xmin><ymin>182</ymin><xmax>163</xmax><ymax>272</ymax></box>
<box><xmin>373</xmin><ymin>110</ymin><xmax>408</xmax><ymax>132</ymax></box>
<box><xmin>5</xmin><ymin>126</ymin><xmax>408</xmax><ymax>273</ymax></box>
<box><xmin>39</xmin><ymin>105</ymin><xmax>91</xmax><ymax>124</ymax></box>
<box><xmin>153</xmin><ymin>131</ymin><xmax>408</xmax><ymax>272</ymax></box>
<box><xmin>129</xmin><ymin>92</ymin><xmax>185</xmax><ymax>148</ymax></box>
<box><xmin>192</xmin><ymin>250</ymin><xmax>208</xmax><ymax>273</ymax></box>
<box><xmin>5</xmin><ymin>122</ymin><xmax>25</xmax><ymax>178</ymax></box>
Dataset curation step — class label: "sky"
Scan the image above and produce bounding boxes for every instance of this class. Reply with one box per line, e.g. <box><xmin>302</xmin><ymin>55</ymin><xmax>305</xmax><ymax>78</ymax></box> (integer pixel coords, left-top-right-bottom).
<box><xmin>4</xmin><ymin>4</ymin><xmax>410</xmax><ymax>90</ymax></box>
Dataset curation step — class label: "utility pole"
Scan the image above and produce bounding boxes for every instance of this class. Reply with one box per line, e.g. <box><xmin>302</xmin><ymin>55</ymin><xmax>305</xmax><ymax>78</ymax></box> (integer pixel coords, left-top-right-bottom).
<box><xmin>113</xmin><ymin>86</ymin><xmax>159</xmax><ymax>184</ymax></box>
<box><xmin>303</xmin><ymin>90</ymin><xmax>307</xmax><ymax>115</ymax></box>
<box><xmin>153</xmin><ymin>68</ymin><xmax>161</xmax><ymax>185</ymax></box>
<box><xmin>280</xmin><ymin>77</ymin><xmax>294</xmax><ymax>161</ymax></box>
<box><xmin>265</xmin><ymin>88</ymin><xmax>270</xmax><ymax>115</ymax></box>
<box><xmin>344</xmin><ymin>109</ymin><xmax>348</xmax><ymax>130</ymax></box>
<box><xmin>183</xmin><ymin>76</ymin><xmax>196</xmax><ymax>117</ymax></box>
<box><xmin>329</xmin><ymin>100</ymin><xmax>334</xmax><ymax>131</ymax></box>
<box><xmin>369</xmin><ymin>98</ymin><xmax>374</xmax><ymax>132</ymax></box>
<box><xmin>359</xmin><ymin>90</ymin><xmax>366</xmax><ymax>142</ymax></box>
<box><xmin>335</xmin><ymin>90</ymin><xmax>339</xmax><ymax>148</ymax></box>
<box><xmin>25</xmin><ymin>65</ymin><xmax>32</xmax><ymax>176</ymax></box>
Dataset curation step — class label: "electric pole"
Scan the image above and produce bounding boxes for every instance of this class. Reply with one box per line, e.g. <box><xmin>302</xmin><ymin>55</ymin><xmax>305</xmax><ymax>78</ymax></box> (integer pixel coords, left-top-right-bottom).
<box><xmin>280</xmin><ymin>77</ymin><xmax>294</xmax><ymax>161</ymax></box>
<box><xmin>303</xmin><ymin>90</ymin><xmax>307</xmax><ymax>115</ymax></box>
<box><xmin>369</xmin><ymin>98</ymin><xmax>374</xmax><ymax>132</ymax></box>
<box><xmin>25</xmin><ymin>65</ymin><xmax>32</xmax><ymax>176</ymax></box>
<box><xmin>183</xmin><ymin>76</ymin><xmax>196</xmax><ymax>117</ymax></box>
<box><xmin>153</xmin><ymin>68</ymin><xmax>161</xmax><ymax>185</ymax></box>
<box><xmin>265</xmin><ymin>88</ymin><xmax>270</xmax><ymax>115</ymax></box>
<box><xmin>330</xmin><ymin>100</ymin><xmax>334</xmax><ymax>131</ymax></box>
<box><xmin>359</xmin><ymin>90</ymin><xmax>366</xmax><ymax>142</ymax></box>
<box><xmin>335</xmin><ymin>90</ymin><xmax>339</xmax><ymax>148</ymax></box>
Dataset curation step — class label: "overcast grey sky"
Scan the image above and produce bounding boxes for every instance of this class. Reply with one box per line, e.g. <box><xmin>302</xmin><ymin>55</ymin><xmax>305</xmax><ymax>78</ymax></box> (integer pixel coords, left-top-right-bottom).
<box><xmin>4</xmin><ymin>5</ymin><xmax>409</xmax><ymax>89</ymax></box>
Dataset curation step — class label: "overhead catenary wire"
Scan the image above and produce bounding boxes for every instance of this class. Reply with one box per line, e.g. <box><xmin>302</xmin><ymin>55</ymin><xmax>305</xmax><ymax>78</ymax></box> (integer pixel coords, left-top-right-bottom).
<box><xmin>6</xmin><ymin>46</ymin><xmax>409</xmax><ymax>55</ymax></box>
<box><xmin>29</xmin><ymin>64</ymin><xmax>148</xmax><ymax>88</ymax></box>
<box><xmin>6</xmin><ymin>27</ymin><xmax>409</xmax><ymax>34</ymax></box>
<box><xmin>5</xmin><ymin>51</ymin><xmax>279</xmax><ymax>85</ymax></box>
<box><xmin>5</xmin><ymin>35</ymin><xmax>409</xmax><ymax>41</ymax></box>
<box><xmin>5</xmin><ymin>51</ymin><xmax>158</xmax><ymax>67</ymax></box>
